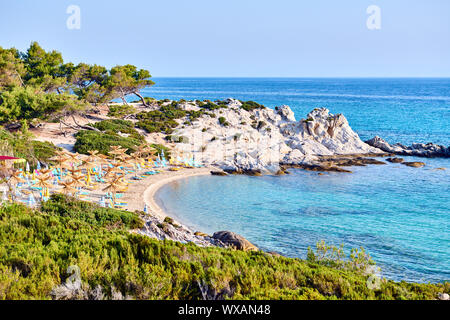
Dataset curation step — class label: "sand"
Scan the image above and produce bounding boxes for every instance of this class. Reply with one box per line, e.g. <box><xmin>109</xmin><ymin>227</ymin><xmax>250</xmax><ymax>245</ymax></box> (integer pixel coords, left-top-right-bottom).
<box><xmin>123</xmin><ymin>167</ymin><xmax>213</xmax><ymax>220</ymax></box>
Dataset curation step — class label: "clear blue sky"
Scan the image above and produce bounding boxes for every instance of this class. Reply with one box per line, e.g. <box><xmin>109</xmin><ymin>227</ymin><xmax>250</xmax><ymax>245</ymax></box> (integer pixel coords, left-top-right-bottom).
<box><xmin>1</xmin><ymin>0</ymin><xmax>449</xmax><ymax>77</ymax></box>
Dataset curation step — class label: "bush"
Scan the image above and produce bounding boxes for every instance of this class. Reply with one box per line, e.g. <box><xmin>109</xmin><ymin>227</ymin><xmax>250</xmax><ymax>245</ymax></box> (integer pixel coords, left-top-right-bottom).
<box><xmin>0</xmin><ymin>86</ymin><xmax>86</xmax><ymax>123</ymax></box>
<box><xmin>42</xmin><ymin>194</ymin><xmax>143</xmax><ymax>229</ymax></box>
<box><xmin>31</xmin><ymin>140</ymin><xmax>60</xmax><ymax>163</ymax></box>
<box><xmin>136</xmin><ymin>109</ymin><xmax>182</xmax><ymax>134</ymax></box>
<box><xmin>257</xmin><ymin>121</ymin><xmax>266</xmax><ymax>130</ymax></box>
<box><xmin>218</xmin><ymin>117</ymin><xmax>229</xmax><ymax>127</ymax></box>
<box><xmin>74</xmin><ymin>130</ymin><xmax>142</xmax><ymax>155</ymax></box>
<box><xmin>107</xmin><ymin>104</ymin><xmax>137</xmax><ymax>118</ymax></box>
<box><xmin>0</xmin><ymin>197</ymin><xmax>447</xmax><ymax>300</ymax></box>
<box><xmin>91</xmin><ymin>119</ymin><xmax>143</xmax><ymax>141</ymax></box>
<box><xmin>74</xmin><ymin>119</ymin><xmax>146</xmax><ymax>155</ymax></box>
<box><xmin>0</xmin><ymin>128</ymin><xmax>60</xmax><ymax>166</ymax></box>
<box><xmin>240</xmin><ymin>100</ymin><xmax>265</xmax><ymax>112</ymax></box>
<box><xmin>151</xmin><ymin>144</ymin><xmax>171</xmax><ymax>158</ymax></box>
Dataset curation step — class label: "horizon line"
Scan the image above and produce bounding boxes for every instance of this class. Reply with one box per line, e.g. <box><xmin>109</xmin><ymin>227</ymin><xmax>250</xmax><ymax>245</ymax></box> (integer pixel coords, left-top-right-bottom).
<box><xmin>151</xmin><ymin>76</ymin><xmax>450</xmax><ymax>79</ymax></box>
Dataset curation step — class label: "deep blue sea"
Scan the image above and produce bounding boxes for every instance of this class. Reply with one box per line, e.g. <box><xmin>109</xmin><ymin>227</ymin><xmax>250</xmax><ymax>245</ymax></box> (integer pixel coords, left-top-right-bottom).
<box><xmin>142</xmin><ymin>78</ymin><xmax>449</xmax><ymax>283</ymax></box>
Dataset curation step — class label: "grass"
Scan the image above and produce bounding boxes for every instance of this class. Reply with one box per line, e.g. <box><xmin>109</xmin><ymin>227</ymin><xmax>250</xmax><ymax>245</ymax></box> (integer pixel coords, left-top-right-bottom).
<box><xmin>0</xmin><ymin>195</ymin><xmax>447</xmax><ymax>300</ymax></box>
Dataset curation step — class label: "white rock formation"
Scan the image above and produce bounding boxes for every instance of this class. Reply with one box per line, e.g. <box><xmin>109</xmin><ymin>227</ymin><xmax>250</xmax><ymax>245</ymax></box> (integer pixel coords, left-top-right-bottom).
<box><xmin>170</xmin><ymin>101</ymin><xmax>383</xmax><ymax>173</ymax></box>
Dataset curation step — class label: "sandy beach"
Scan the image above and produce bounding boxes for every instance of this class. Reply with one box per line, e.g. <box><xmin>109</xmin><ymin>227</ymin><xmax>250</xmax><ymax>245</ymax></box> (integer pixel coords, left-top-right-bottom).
<box><xmin>124</xmin><ymin>167</ymin><xmax>214</xmax><ymax>221</ymax></box>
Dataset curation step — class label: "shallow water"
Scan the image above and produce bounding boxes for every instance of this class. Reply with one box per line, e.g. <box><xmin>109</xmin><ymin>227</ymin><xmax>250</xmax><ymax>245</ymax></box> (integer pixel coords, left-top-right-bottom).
<box><xmin>144</xmin><ymin>78</ymin><xmax>449</xmax><ymax>282</ymax></box>
<box><xmin>157</xmin><ymin>158</ymin><xmax>449</xmax><ymax>283</ymax></box>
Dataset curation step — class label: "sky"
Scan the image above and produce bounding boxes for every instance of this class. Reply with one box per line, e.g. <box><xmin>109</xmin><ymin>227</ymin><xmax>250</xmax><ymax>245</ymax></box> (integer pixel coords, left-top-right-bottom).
<box><xmin>0</xmin><ymin>0</ymin><xmax>449</xmax><ymax>77</ymax></box>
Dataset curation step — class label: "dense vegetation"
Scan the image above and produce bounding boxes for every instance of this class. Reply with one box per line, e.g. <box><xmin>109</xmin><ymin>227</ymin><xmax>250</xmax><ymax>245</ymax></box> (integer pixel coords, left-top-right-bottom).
<box><xmin>0</xmin><ymin>195</ymin><xmax>447</xmax><ymax>300</ymax></box>
<box><xmin>0</xmin><ymin>42</ymin><xmax>154</xmax><ymax>124</ymax></box>
<box><xmin>73</xmin><ymin>119</ymin><xmax>169</xmax><ymax>157</ymax></box>
<box><xmin>239</xmin><ymin>100</ymin><xmax>265</xmax><ymax>112</ymax></box>
<box><xmin>74</xmin><ymin>119</ymin><xmax>144</xmax><ymax>155</ymax></box>
<box><xmin>134</xmin><ymin>99</ymin><xmax>264</xmax><ymax>134</ymax></box>
<box><xmin>0</xmin><ymin>126</ymin><xmax>60</xmax><ymax>166</ymax></box>
<box><xmin>107</xmin><ymin>104</ymin><xmax>137</xmax><ymax>118</ymax></box>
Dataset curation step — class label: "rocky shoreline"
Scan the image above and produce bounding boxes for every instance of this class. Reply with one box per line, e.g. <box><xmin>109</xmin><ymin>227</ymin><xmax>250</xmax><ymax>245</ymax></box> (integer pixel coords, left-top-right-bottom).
<box><xmin>170</xmin><ymin>99</ymin><xmax>385</xmax><ymax>173</ymax></box>
<box><xmin>128</xmin><ymin>98</ymin><xmax>448</xmax><ymax>251</ymax></box>
<box><xmin>366</xmin><ymin>136</ymin><xmax>450</xmax><ymax>158</ymax></box>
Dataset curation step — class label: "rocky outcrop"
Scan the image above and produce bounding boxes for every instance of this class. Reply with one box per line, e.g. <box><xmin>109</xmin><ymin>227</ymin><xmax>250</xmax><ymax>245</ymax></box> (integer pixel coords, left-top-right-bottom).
<box><xmin>366</xmin><ymin>136</ymin><xmax>449</xmax><ymax>158</ymax></box>
<box><xmin>171</xmin><ymin>101</ymin><xmax>383</xmax><ymax>173</ymax></box>
<box><xmin>210</xmin><ymin>170</ymin><xmax>228</xmax><ymax>176</ymax></box>
<box><xmin>134</xmin><ymin>214</ymin><xmax>225</xmax><ymax>247</ymax></box>
<box><xmin>212</xmin><ymin>231</ymin><xmax>258</xmax><ymax>251</ymax></box>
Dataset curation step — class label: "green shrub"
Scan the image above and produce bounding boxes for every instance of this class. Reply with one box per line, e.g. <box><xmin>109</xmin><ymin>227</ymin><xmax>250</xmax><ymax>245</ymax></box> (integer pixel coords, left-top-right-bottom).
<box><xmin>257</xmin><ymin>121</ymin><xmax>266</xmax><ymax>130</ymax></box>
<box><xmin>240</xmin><ymin>100</ymin><xmax>265</xmax><ymax>112</ymax></box>
<box><xmin>0</xmin><ymin>197</ymin><xmax>447</xmax><ymax>300</ymax></box>
<box><xmin>91</xmin><ymin>119</ymin><xmax>143</xmax><ymax>141</ymax></box>
<box><xmin>135</xmin><ymin>104</ymin><xmax>184</xmax><ymax>134</ymax></box>
<box><xmin>218</xmin><ymin>117</ymin><xmax>229</xmax><ymax>127</ymax></box>
<box><xmin>41</xmin><ymin>194</ymin><xmax>143</xmax><ymax>229</ymax></box>
<box><xmin>107</xmin><ymin>104</ymin><xmax>137</xmax><ymax>118</ymax></box>
<box><xmin>151</xmin><ymin>144</ymin><xmax>171</xmax><ymax>158</ymax></box>
<box><xmin>31</xmin><ymin>140</ymin><xmax>60</xmax><ymax>163</ymax></box>
<box><xmin>74</xmin><ymin>130</ymin><xmax>142</xmax><ymax>155</ymax></box>
<box><xmin>0</xmin><ymin>87</ymin><xmax>86</xmax><ymax>123</ymax></box>
<box><xmin>73</xmin><ymin>119</ymin><xmax>145</xmax><ymax>155</ymax></box>
<box><xmin>0</xmin><ymin>128</ymin><xmax>60</xmax><ymax>166</ymax></box>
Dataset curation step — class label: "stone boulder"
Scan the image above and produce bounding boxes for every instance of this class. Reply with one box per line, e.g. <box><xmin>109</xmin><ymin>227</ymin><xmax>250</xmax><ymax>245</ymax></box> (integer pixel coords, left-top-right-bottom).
<box><xmin>212</xmin><ymin>231</ymin><xmax>258</xmax><ymax>251</ymax></box>
<box><xmin>366</xmin><ymin>136</ymin><xmax>449</xmax><ymax>158</ymax></box>
<box><xmin>386</xmin><ymin>157</ymin><xmax>404</xmax><ymax>163</ymax></box>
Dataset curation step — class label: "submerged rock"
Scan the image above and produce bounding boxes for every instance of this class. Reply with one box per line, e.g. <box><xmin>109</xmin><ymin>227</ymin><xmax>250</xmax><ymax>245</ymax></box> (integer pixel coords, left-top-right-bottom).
<box><xmin>212</xmin><ymin>231</ymin><xmax>258</xmax><ymax>251</ymax></box>
<box><xmin>403</xmin><ymin>162</ymin><xmax>426</xmax><ymax>168</ymax></box>
<box><xmin>366</xmin><ymin>136</ymin><xmax>449</xmax><ymax>158</ymax></box>
<box><xmin>282</xmin><ymin>163</ymin><xmax>353</xmax><ymax>173</ymax></box>
<box><xmin>386</xmin><ymin>157</ymin><xmax>404</xmax><ymax>163</ymax></box>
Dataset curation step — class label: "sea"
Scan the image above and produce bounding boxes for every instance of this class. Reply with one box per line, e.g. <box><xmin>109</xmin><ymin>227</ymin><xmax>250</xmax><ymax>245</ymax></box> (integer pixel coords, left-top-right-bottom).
<box><xmin>140</xmin><ymin>78</ymin><xmax>449</xmax><ymax>283</ymax></box>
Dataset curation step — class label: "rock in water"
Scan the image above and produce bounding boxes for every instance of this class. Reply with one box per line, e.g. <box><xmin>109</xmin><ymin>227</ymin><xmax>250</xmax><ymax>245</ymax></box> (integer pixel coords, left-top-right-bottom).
<box><xmin>386</xmin><ymin>157</ymin><xmax>404</xmax><ymax>163</ymax></box>
<box><xmin>403</xmin><ymin>162</ymin><xmax>426</xmax><ymax>168</ymax></box>
<box><xmin>366</xmin><ymin>136</ymin><xmax>450</xmax><ymax>158</ymax></box>
<box><xmin>212</xmin><ymin>231</ymin><xmax>258</xmax><ymax>251</ymax></box>
<box><xmin>210</xmin><ymin>170</ymin><xmax>228</xmax><ymax>176</ymax></box>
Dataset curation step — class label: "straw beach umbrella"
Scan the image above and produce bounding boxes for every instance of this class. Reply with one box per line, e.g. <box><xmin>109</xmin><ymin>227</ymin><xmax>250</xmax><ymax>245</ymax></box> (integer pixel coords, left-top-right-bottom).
<box><xmin>49</xmin><ymin>151</ymin><xmax>70</xmax><ymax>174</ymax></box>
<box><xmin>109</xmin><ymin>146</ymin><xmax>127</xmax><ymax>161</ymax></box>
<box><xmin>69</xmin><ymin>174</ymin><xmax>86</xmax><ymax>189</ymax></box>
<box><xmin>34</xmin><ymin>174</ymin><xmax>52</xmax><ymax>200</ymax></box>
<box><xmin>59</xmin><ymin>181</ymin><xmax>78</xmax><ymax>196</ymax></box>
<box><xmin>102</xmin><ymin>178</ymin><xmax>126</xmax><ymax>207</ymax></box>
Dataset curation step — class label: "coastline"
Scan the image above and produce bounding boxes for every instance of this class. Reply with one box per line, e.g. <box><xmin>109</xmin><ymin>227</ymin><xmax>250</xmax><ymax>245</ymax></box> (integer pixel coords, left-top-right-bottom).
<box><xmin>124</xmin><ymin>167</ymin><xmax>214</xmax><ymax>224</ymax></box>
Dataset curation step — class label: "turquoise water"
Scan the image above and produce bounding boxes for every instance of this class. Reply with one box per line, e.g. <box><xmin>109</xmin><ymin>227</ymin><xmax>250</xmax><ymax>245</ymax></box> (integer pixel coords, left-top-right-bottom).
<box><xmin>142</xmin><ymin>78</ymin><xmax>450</xmax><ymax>145</ymax></box>
<box><xmin>143</xmin><ymin>78</ymin><xmax>449</xmax><ymax>283</ymax></box>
